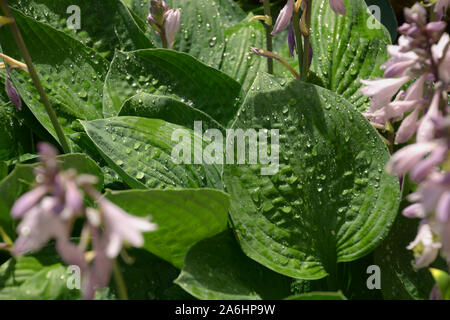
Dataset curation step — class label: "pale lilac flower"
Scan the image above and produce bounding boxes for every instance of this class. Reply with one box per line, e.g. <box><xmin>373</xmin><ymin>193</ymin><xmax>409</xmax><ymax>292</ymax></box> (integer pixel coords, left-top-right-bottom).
<box><xmin>10</xmin><ymin>142</ymin><xmax>158</xmax><ymax>299</ymax></box>
<box><xmin>272</xmin><ymin>0</ymin><xmax>294</xmax><ymax>35</ymax></box>
<box><xmin>164</xmin><ymin>9</ymin><xmax>181</xmax><ymax>49</ymax></box>
<box><xmin>147</xmin><ymin>0</ymin><xmax>180</xmax><ymax>49</ymax></box>
<box><xmin>360</xmin><ymin>76</ymin><xmax>412</xmax><ymax>113</ymax></box>
<box><xmin>98</xmin><ymin>198</ymin><xmax>157</xmax><ymax>258</ymax></box>
<box><xmin>5</xmin><ymin>67</ymin><xmax>22</xmax><ymax>110</ymax></box>
<box><xmin>407</xmin><ymin>221</ymin><xmax>441</xmax><ymax>269</ymax></box>
<box><xmin>432</xmin><ymin>33</ymin><xmax>450</xmax><ymax>86</ymax></box>
<box><xmin>416</xmin><ymin>90</ymin><xmax>443</xmax><ymax>143</ymax></box>
<box><xmin>386</xmin><ymin>141</ymin><xmax>442</xmax><ymax>179</ymax></box>
<box><xmin>361</xmin><ymin>3</ymin><xmax>449</xmax><ymax>146</ymax></box>
<box><xmin>13</xmin><ymin>197</ymin><xmax>70</xmax><ymax>255</ymax></box>
<box><xmin>435</xmin><ymin>0</ymin><xmax>450</xmax><ymax>20</ymax></box>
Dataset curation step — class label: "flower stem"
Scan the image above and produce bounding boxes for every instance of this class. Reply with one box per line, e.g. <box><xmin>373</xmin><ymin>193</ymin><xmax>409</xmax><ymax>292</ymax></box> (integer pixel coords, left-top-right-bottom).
<box><xmin>292</xmin><ymin>6</ymin><xmax>304</xmax><ymax>80</ymax></box>
<box><xmin>301</xmin><ymin>0</ymin><xmax>312</xmax><ymax>80</ymax></box>
<box><xmin>160</xmin><ymin>26</ymin><xmax>168</xmax><ymax>48</ymax></box>
<box><xmin>263</xmin><ymin>0</ymin><xmax>274</xmax><ymax>74</ymax></box>
<box><xmin>0</xmin><ymin>0</ymin><xmax>70</xmax><ymax>153</ymax></box>
<box><xmin>113</xmin><ymin>259</ymin><xmax>129</xmax><ymax>300</ymax></box>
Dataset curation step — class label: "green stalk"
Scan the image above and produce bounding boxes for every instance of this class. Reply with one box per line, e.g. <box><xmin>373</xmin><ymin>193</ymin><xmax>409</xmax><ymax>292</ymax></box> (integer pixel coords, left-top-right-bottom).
<box><xmin>263</xmin><ymin>0</ymin><xmax>274</xmax><ymax>74</ymax></box>
<box><xmin>301</xmin><ymin>0</ymin><xmax>312</xmax><ymax>80</ymax></box>
<box><xmin>113</xmin><ymin>260</ymin><xmax>129</xmax><ymax>300</ymax></box>
<box><xmin>0</xmin><ymin>0</ymin><xmax>70</xmax><ymax>153</ymax></box>
<box><xmin>292</xmin><ymin>6</ymin><xmax>304</xmax><ymax>80</ymax></box>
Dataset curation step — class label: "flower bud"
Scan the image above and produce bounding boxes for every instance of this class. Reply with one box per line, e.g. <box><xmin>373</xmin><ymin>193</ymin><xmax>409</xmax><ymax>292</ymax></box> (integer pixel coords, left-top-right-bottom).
<box><xmin>164</xmin><ymin>8</ymin><xmax>181</xmax><ymax>49</ymax></box>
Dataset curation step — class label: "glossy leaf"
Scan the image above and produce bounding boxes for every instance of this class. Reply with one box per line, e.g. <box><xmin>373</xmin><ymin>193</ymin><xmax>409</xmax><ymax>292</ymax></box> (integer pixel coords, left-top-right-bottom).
<box><xmin>223</xmin><ymin>73</ymin><xmax>400</xmax><ymax>279</ymax></box>
<box><xmin>175</xmin><ymin>230</ymin><xmax>292</xmax><ymax>300</ymax></box>
<box><xmin>10</xmin><ymin>0</ymin><xmax>153</xmax><ymax>60</ymax></box>
<box><xmin>221</xmin><ymin>14</ymin><xmax>266</xmax><ymax>93</ymax></box>
<box><xmin>310</xmin><ymin>0</ymin><xmax>391</xmax><ymax>111</ymax></box>
<box><xmin>119</xmin><ymin>93</ymin><xmax>223</xmax><ymax>131</ymax></box>
<box><xmin>0</xmin><ymin>9</ymin><xmax>109</xmax><ymax>141</ymax></box>
<box><xmin>103</xmin><ymin>49</ymin><xmax>241</xmax><ymax>126</ymax></box>
<box><xmin>81</xmin><ymin>116</ymin><xmax>222</xmax><ymax>190</ymax></box>
<box><xmin>105</xmin><ymin>189</ymin><xmax>230</xmax><ymax>268</ymax></box>
<box><xmin>0</xmin><ymin>248</ymin><xmax>79</xmax><ymax>300</ymax></box>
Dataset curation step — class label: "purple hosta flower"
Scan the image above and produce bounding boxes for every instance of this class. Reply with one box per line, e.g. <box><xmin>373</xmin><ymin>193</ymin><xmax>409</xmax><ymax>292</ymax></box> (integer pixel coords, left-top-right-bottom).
<box><xmin>98</xmin><ymin>198</ymin><xmax>157</xmax><ymax>258</ymax></box>
<box><xmin>386</xmin><ymin>140</ymin><xmax>447</xmax><ymax>183</ymax></box>
<box><xmin>4</xmin><ymin>67</ymin><xmax>22</xmax><ymax>110</ymax></box>
<box><xmin>272</xmin><ymin>0</ymin><xmax>294</xmax><ymax>35</ymax></box>
<box><xmin>407</xmin><ymin>221</ymin><xmax>442</xmax><ymax>269</ymax></box>
<box><xmin>10</xmin><ymin>143</ymin><xmax>83</xmax><ymax>255</ymax></box>
<box><xmin>361</xmin><ymin>3</ymin><xmax>449</xmax><ymax>144</ymax></box>
<box><xmin>272</xmin><ymin>0</ymin><xmax>345</xmax><ymax>35</ymax></box>
<box><xmin>147</xmin><ymin>0</ymin><xmax>180</xmax><ymax>49</ymax></box>
<box><xmin>10</xmin><ymin>142</ymin><xmax>157</xmax><ymax>299</ymax></box>
<box><xmin>13</xmin><ymin>197</ymin><xmax>71</xmax><ymax>255</ymax></box>
<box><xmin>163</xmin><ymin>9</ymin><xmax>181</xmax><ymax>49</ymax></box>
<box><xmin>435</xmin><ymin>0</ymin><xmax>450</xmax><ymax>20</ymax></box>
<box><xmin>432</xmin><ymin>33</ymin><xmax>450</xmax><ymax>86</ymax></box>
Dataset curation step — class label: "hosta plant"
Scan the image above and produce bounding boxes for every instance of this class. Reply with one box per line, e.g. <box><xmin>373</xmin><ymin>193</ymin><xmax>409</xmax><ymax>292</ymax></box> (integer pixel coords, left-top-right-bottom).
<box><xmin>0</xmin><ymin>0</ymin><xmax>448</xmax><ymax>301</ymax></box>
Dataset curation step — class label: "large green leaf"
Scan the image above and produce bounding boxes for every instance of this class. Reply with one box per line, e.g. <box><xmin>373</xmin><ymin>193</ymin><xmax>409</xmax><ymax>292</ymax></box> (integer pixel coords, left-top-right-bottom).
<box><xmin>0</xmin><ymin>9</ymin><xmax>109</xmax><ymax>141</ymax></box>
<box><xmin>175</xmin><ymin>230</ymin><xmax>292</xmax><ymax>300</ymax></box>
<box><xmin>310</xmin><ymin>0</ymin><xmax>391</xmax><ymax>111</ymax></box>
<box><xmin>220</xmin><ymin>14</ymin><xmax>266</xmax><ymax>93</ymax></box>
<box><xmin>103</xmin><ymin>49</ymin><xmax>241</xmax><ymax>126</ymax></box>
<box><xmin>374</xmin><ymin>214</ymin><xmax>435</xmax><ymax>300</ymax></box>
<box><xmin>0</xmin><ymin>247</ymin><xmax>79</xmax><ymax>300</ymax></box>
<box><xmin>0</xmin><ymin>103</ymin><xmax>32</xmax><ymax>161</ymax></box>
<box><xmin>0</xmin><ymin>153</ymin><xmax>104</xmax><ymax>238</ymax></box>
<box><xmin>10</xmin><ymin>0</ymin><xmax>153</xmax><ymax>60</ymax></box>
<box><xmin>224</xmin><ymin>73</ymin><xmax>399</xmax><ymax>280</ymax></box>
<box><xmin>105</xmin><ymin>189</ymin><xmax>230</xmax><ymax>268</ymax></box>
<box><xmin>119</xmin><ymin>93</ymin><xmax>223</xmax><ymax>131</ymax></box>
<box><xmin>81</xmin><ymin>117</ymin><xmax>222</xmax><ymax>190</ymax></box>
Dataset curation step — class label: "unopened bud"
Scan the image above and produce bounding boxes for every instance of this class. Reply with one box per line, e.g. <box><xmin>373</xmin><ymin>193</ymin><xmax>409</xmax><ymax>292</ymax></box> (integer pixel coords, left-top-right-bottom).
<box><xmin>164</xmin><ymin>9</ymin><xmax>181</xmax><ymax>49</ymax></box>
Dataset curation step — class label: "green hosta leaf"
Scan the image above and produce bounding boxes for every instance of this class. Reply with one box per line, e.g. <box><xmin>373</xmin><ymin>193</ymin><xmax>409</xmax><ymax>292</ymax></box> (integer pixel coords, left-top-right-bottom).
<box><xmin>10</xmin><ymin>0</ymin><xmax>153</xmax><ymax>60</ymax></box>
<box><xmin>175</xmin><ymin>230</ymin><xmax>292</xmax><ymax>300</ymax></box>
<box><xmin>285</xmin><ymin>291</ymin><xmax>347</xmax><ymax>300</ymax></box>
<box><xmin>213</xmin><ymin>0</ymin><xmax>247</xmax><ymax>28</ymax></box>
<box><xmin>120</xmin><ymin>93</ymin><xmax>223</xmax><ymax>131</ymax></box>
<box><xmin>81</xmin><ymin>117</ymin><xmax>222</xmax><ymax>190</ymax></box>
<box><xmin>0</xmin><ymin>154</ymin><xmax>103</xmax><ymax>238</ymax></box>
<box><xmin>221</xmin><ymin>15</ymin><xmax>266</xmax><ymax>93</ymax></box>
<box><xmin>0</xmin><ymin>162</ymin><xmax>6</xmax><ymax>181</ymax></box>
<box><xmin>0</xmin><ymin>104</ymin><xmax>30</xmax><ymax>161</ymax></box>
<box><xmin>224</xmin><ymin>73</ymin><xmax>399</xmax><ymax>280</ymax></box>
<box><xmin>310</xmin><ymin>0</ymin><xmax>391</xmax><ymax>111</ymax></box>
<box><xmin>0</xmin><ymin>9</ymin><xmax>109</xmax><ymax>141</ymax></box>
<box><xmin>105</xmin><ymin>189</ymin><xmax>229</xmax><ymax>268</ymax></box>
<box><xmin>103</xmin><ymin>49</ymin><xmax>241</xmax><ymax>126</ymax></box>
<box><xmin>0</xmin><ymin>248</ymin><xmax>80</xmax><ymax>300</ymax></box>
<box><xmin>374</xmin><ymin>215</ymin><xmax>435</xmax><ymax>300</ymax></box>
